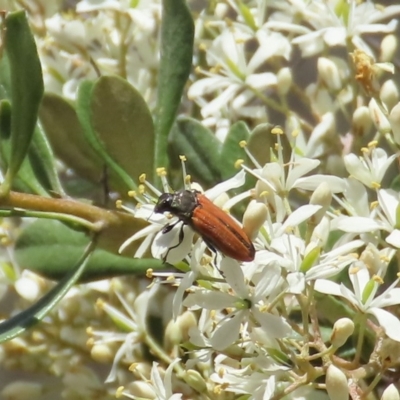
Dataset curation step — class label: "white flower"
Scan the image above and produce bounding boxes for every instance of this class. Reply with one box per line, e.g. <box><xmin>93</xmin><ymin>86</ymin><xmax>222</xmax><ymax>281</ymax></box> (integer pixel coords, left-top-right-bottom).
<box><xmin>211</xmin><ymin>364</ymin><xmax>277</xmax><ymax>400</ymax></box>
<box><xmin>251</xmin><ymin>154</ymin><xmax>346</xmax><ymax>199</ymax></box>
<box><xmin>188</xmin><ymin>28</ymin><xmax>289</xmax><ymax>119</ymax></box>
<box><xmin>266</xmin><ymin>1</ymin><xmax>400</xmax><ymax>57</ymax></box>
<box><xmin>89</xmin><ymin>284</ymin><xmax>160</xmax><ymax>383</ymax></box>
<box><xmin>263</xmin><ymin>223</ymin><xmax>364</xmax><ymax>291</ymax></box>
<box><xmin>344</xmin><ymin>147</ymin><xmax>396</xmax><ymax>189</ymax></box>
<box><xmin>38</xmin><ymin>1</ymin><xmax>160</xmax><ymax>103</ymax></box>
<box><xmin>150</xmin><ymin>360</ymin><xmax>183</xmax><ymax>400</ymax></box>
<box><xmin>332</xmin><ymin>186</ymin><xmax>400</xmax><ymax>249</ymax></box>
<box><xmin>184</xmin><ymin>260</ymin><xmax>291</xmax><ymax>350</ymax></box>
<box><xmin>315</xmin><ymin>261</ymin><xmax>400</xmax><ymax>342</ymax></box>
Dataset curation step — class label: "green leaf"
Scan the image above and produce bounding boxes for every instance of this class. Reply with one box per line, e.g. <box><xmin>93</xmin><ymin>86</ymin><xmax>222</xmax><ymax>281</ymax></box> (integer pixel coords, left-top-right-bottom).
<box><xmin>247</xmin><ymin>123</ymin><xmax>274</xmax><ymax>166</ymax></box>
<box><xmin>29</xmin><ymin>126</ymin><xmax>66</xmax><ymax>195</ymax></box>
<box><xmin>15</xmin><ymin>219</ymin><xmax>167</xmax><ymax>282</ymax></box>
<box><xmin>169</xmin><ymin>117</ymin><xmax>222</xmax><ymax>187</ymax></box>
<box><xmin>220</xmin><ymin>121</ymin><xmax>250</xmax><ymax>180</ymax></box>
<box><xmin>0</xmin><ymin>100</ymin><xmax>49</xmax><ymax>195</ymax></box>
<box><xmin>0</xmin><ymin>238</ymin><xmax>95</xmax><ymax>343</ymax></box>
<box><xmin>77</xmin><ymin>80</ymin><xmax>137</xmax><ymax>191</ymax></box>
<box><xmin>154</xmin><ymin>0</ymin><xmax>194</xmax><ymax>174</ymax></box>
<box><xmin>2</xmin><ymin>11</ymin><xmax>43</xmax><ymax>190</ymax></box>
<box><xmin>39</xmin><ymin>93</ymin><xmax>107</xmax><ymax>184</ymax></box>
<box><xmin>0</xmin><ymin>99</ymin><xmax>11</xmax><ymax>138</ymax></box>
<box><xmin>248</xmin><ymin>123</ymin><xmax>292</xmax><ymax>167</ymax></box>
<box><xmin>90</xmin><ymin>75</ymin><xmax>154</xmax><ymax>183</ymax></box>
<box><xmin>0</xmin><ymin>53</ymin><xmax>11</xmax><ymax>99</ymax></box>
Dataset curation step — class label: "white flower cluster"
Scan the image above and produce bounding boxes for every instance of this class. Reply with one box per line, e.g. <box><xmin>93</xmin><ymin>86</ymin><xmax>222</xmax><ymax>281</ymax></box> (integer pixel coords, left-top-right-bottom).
<box><xmin>33</xmin><ymin>0</ymin><xmax>161</xmax><ymax>106</ymax></box>
<box><xmin>118</xmin><ymin>137</ymin><xmax>400</xmax><ymax>399</ymax></box>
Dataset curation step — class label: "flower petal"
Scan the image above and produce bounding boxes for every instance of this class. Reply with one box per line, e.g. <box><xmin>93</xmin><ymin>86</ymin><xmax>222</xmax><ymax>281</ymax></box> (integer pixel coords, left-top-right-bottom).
<box><xmin>210</xmin><ymin>311</ymin><xmax>245</xmax><ymax>350</ymax></box>
<box><xmin>369</xmin><ymin>308</ymin><xmax>400</xmax><ymax>342</ymax></box>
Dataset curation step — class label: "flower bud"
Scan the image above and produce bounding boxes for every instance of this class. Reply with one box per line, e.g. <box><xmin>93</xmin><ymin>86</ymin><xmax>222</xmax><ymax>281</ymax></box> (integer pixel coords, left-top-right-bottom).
<box><xmin>389</xmin><ymin>102</ymin><xmax>400</xmax><ymax>145</ymax></box>
<box><xmin>15</xmin><ymin>274</ymin><xmax>41</xmax><ymax>302</ymax></box>
<box><xmin>330</xmin><ymin>318</ymin><xmax>355</xmax><ymax>348</ymax></box>
<box><xmin>369</xmin><ymin>98</ymin><xmax>391</xmax><ymax>134</ymax></box>
<box><xmin>318</xmin><ymin>57</ymin><xmax>341</xmax><ymax>91</ymax></box>
<box><xmin>184</xmin><ymin>369</ymin><xmax>207</xmax><ymax>393</ymax></box>
<box><xmin>60</xmin><ymin>326</ymin><xmax>87</xmax><ymax>348</ymax></box>
<box><xmin>380</xmin><ymin>34</ymin><xmax>397</xmax><ymax>63</ymax></box>
<box><xmin>309</xmin><ymin>182</ymin><xmax>332</xmax><ymax>225</ymax></box>
<box><xmin>277</xmin><ymin>67</ymin><xmax>292</xmax><ymax>96</ymax></box>
<box><xmin>2</xmin><ymin>381</ymin><xmax>44</xmax><ymax>400</ymax></box>
<box><xmin>129</xmin><ymin>362</ymin><xmax>152</xmax><ymax>379</ymax></box>
<box><xmin>125</xmin><ymin>381</ymin><xmax>155</xmax><ymax>399</ymax></box>
<box><xmin>90</xmin><ymin>343</ymin><xmax>115</xmax><ymax>364</ymax></box>
<box><xmin>381</xmin><ymin>384</ymin><xmax>400</xmax><ymax>400</ymax></box>
<box><xmin>243</xmin><ymin>200</ymin><xmax>268</xmax><ymax>240</ymax></box>
<box><xmin>215</xmin><ymin>3</ymin><xmax>229</xmax><ymax>18</ymax></box>
<box><xmin>165</xmin><ymin>311</ymin><xmax>197</xmax><ymax>350</ymax></box>
<box><xmin>381</xmin><ymin>80</ymin><xmax>399</xmax><ymax>112</ymax></box>
<box><xmin>352</xmin><ymin>106</ymin><xmax>372</xmax><ymax>137</ymax></box>
<box><xmin>306</xmin><ymin>84</ymin><xmax>333</xmax><ymax>116</ymax></box>
<box><xmin>359</xmin><ymin>244</ymin><xmax>381</xmax><ymax>275</ymax></box>
<box><xmin>326</xmin><ymin>365</ymin><xmax>349</xmax><ymax>400</ymax></box>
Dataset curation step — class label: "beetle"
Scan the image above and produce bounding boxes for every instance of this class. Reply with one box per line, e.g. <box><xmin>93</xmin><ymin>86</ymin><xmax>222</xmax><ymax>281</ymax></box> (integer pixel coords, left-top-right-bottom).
<box><xmin>154</xmin><ymin>189</ymin><xmax>255</xmax><ymax>262</ymax></box>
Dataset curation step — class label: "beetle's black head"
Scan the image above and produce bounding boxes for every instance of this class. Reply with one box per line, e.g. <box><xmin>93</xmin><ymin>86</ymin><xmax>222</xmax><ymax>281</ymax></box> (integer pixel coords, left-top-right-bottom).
<box><xmin>154</xmin><ymin>190</ymin><xmax>198</xmax><ymax>221</ymax></box>
<box><xmin>154</xmin><ymin>192</ymin><xmax>174</xmax><ymax>214</ymax></box>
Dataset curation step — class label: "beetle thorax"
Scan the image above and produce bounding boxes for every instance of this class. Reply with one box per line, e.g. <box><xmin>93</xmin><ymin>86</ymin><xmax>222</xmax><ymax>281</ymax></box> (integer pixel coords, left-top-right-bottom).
<box><xmin>171</xmin><ymin>190</ymin><xmax>199</xmax><ymax>221</ymax></box>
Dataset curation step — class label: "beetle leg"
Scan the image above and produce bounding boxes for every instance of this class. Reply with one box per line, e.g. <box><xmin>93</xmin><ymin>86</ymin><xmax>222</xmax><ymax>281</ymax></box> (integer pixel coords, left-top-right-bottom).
<box><xmin>162</xmin><ymin>222</ymin><xmax>186</xmax><ymax>262</ymax></box>
<box><xmin>203</xmin><ymin>238</ymin><xmax>217</xmax><ymax>254</ymax></box>
<box><xmin>162</xmin><ymin>219</ymin><xmax>181</xmax><ymax>234</ymax></box>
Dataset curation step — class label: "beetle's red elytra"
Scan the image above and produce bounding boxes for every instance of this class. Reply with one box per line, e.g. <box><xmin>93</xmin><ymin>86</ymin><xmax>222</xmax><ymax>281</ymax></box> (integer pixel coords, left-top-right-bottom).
<box><xmin>154</xmin><ymin>189</ymin><xmax>255</xmax><ymax>262</ymax></box>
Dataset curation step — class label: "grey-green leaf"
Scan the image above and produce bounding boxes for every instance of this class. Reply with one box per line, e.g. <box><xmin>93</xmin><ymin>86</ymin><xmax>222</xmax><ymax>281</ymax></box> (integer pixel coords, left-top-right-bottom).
<box><xmin>77</xmin><ymin>79</ymin><xmax>136</xmax><ymax>191</ymax></box>
<box><xmin>248</xmin><ymin>123</ymin><xmax>291</xmax><ymax>166</ymax></box>
<box><xmin>154</xmin><ymin>0</ymin><xmax>194</xmax><ymax>173</ymax></box>
<box><xmin>169</xmin><ymin>117</ymin><xmax>222</xmax><ymax>187</ymax></box>
<box><xmin>39</xmin><ymin>93</ymin><xmax>106</xmax><ymax>184</ymax></box>
<box><xmin>3</xmin><ymin>11</ymin><xmax>43</xmax><ymax>187</ymax></box>
<box><xmin>29</xmin><ymin>126</ymin><xmax>66</xmax><ymax>195</ymax></box>
<box><xmin>15</xmin><ymin>219</ymin><xmax>167</xmax><ymax>282</ymax></box>
<box><xmin>220</xmin><ymin>121</ymin><xmax>250</xmax><ymax>180</ymax></box>
<box><xmin>0</xmin><ymin>100</ymin><xmax>49</xmax><ymax>195</ymax></box>
<box><xmin>90</xmin><ymin>75</ymin><xmax>154</xmax><ymax>183</ymax></box>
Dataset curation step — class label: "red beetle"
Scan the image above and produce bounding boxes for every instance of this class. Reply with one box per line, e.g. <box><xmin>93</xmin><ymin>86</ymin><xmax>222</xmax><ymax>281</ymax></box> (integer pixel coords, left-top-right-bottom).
<box><xmin>154</xmin><ymin>190</ymin><xmax>255</xmax><ymax>262</ymax></box>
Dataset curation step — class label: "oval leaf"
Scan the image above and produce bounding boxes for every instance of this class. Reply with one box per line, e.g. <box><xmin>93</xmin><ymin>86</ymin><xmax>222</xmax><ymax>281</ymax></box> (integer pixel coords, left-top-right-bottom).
<box><xmin>0</xmin><ymin>100</ymin><xmax>49</xmax><ymax>195</ymax></box>
<box><xmin>154</xmin><ymin>0</ymin><xmax>194</xmax><ymax>173</ymax></box>
<box><xmin>220</xmin><ymin>121</ymin><xmax>250</xmax><ymax>180</ymax></box>
<box><xmin>29</xmin><ymin>126</ymin><xmax>66</xmax><ymax>195</ymax></box>
<box><xmin>77</xmin><ymin>80</ymin><xmax>137</xmax><ymax>191</ymax></box>
<box><xmin>90</xmin><ymin>75</ymin><xmax>154</xmax><ymax>183</ymax></box>
<box><xmin>15</xmin><ymin>219</ymin><xmax>167</xmax><ymax>282</ymax></box>
<box><xmin>3</xmin><ymin>11</ymin><xmax>43</xmax><ymax>188</ymax></box>
<box><xmin>39</xmin><ymin>93</ymin><xmax>106</xmax><ymax>184</ymax></box>
<box><xmin>248</xmin><ymin>123</ymin><xmax>291</xmax><ymax>166</ymax></box>
<box><xmin>169</xmin><ymin>117</ymin><xmax>222</xmax><ymax>186</ymax></box>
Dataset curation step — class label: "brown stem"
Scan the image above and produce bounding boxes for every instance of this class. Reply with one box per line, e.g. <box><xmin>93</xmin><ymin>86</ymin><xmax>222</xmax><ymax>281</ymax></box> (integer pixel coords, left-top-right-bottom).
<box><xmin>0</xmin><ymin>191</ymin><xmax>146</xmax><ymax>255</ymax></box>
